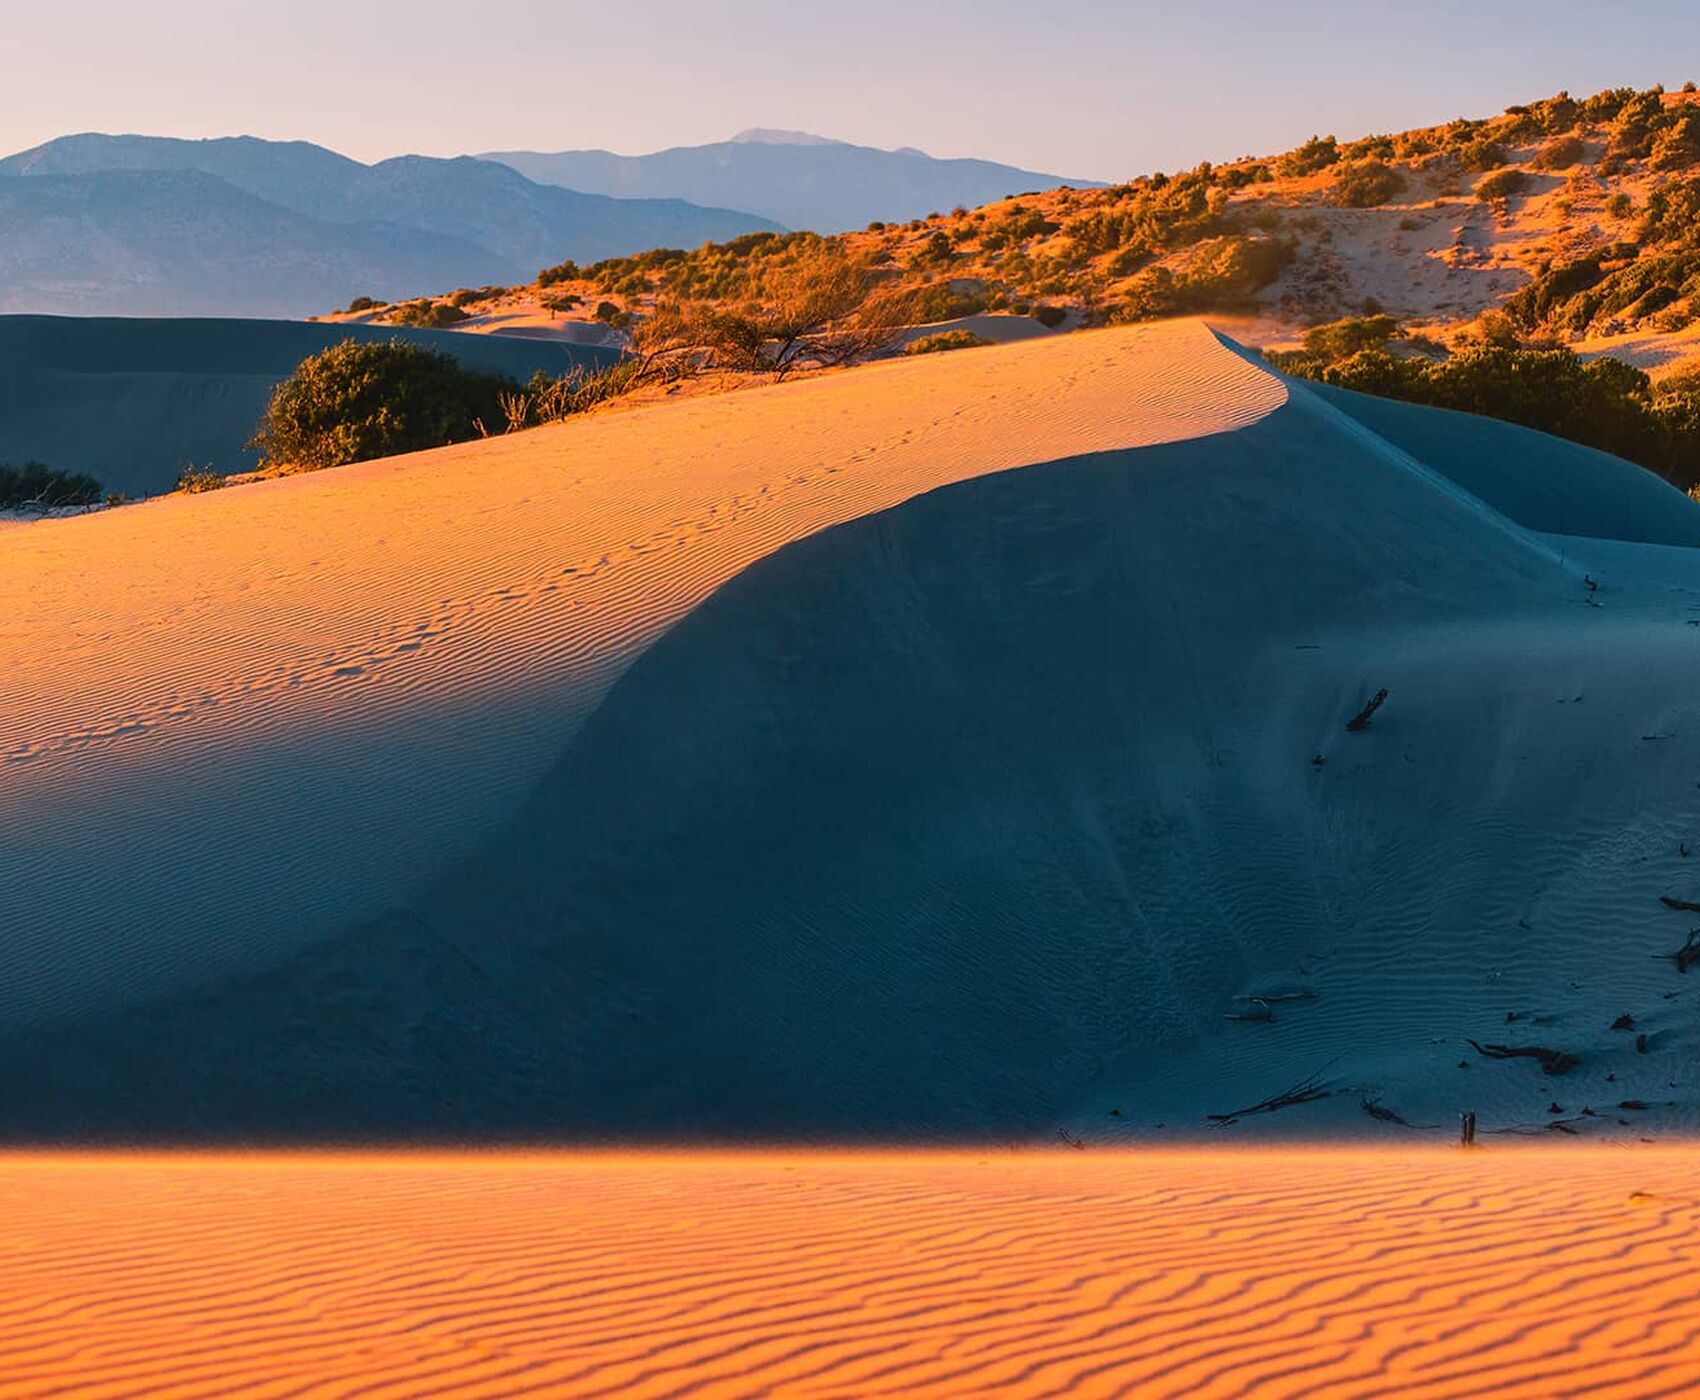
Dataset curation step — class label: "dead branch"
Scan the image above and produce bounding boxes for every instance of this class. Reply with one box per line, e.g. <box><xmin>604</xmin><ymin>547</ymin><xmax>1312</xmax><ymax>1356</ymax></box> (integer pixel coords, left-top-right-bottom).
<box><xmin>1346</xmin><ymin>688</ymin><xmax>1389</xmax><ymax>732</ymax></box>
<box><xmin>1466</xmin><ymin>1038</ymin><xmax>1578</xmax><ymax>1075</ymax></box>
<box><xmin>1207</xmin><ymin>1066</ymin><xmax>1334</xmax><ymax>1121</ymax></box>
<box><xmin>1667</xmin><ymin>929</ymin><xmax>1700</xmax><ymax>973</ymax></box>
<box><xmin>1660</xmin><ymin>895</ymin><xmax>1700</xmax><ymax>913</ymax></box>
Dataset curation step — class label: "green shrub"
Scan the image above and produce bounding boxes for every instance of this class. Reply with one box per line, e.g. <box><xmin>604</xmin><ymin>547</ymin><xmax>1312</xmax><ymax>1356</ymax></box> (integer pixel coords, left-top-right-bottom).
<box><xmin>344</xmin><ymin>295</ymin><xmax>381</xmax><ymax>314</ymax></box>
<box><xmin>1651</xmin><ymin>114</ymin><xmax>1700</xmax><ymax>171</ymax></box>
<box><xmin>1302</xmin><ymin>314</ymin><xmax>1400</xmax><ymax>359</ymax></box>
<box><xmin>1457</xmin><ymin>136</ymin><xmax>1508</xmax><ymax>171</ymax></box>
<box><xmin>1528</xmin><ymin>134</ymin><xmax>1585</xmax><ymax>170</ymax></box>
<box><xmin>537</xmin><ymin>259</ymin><xmax>582</xmax><ymax>287</ymax></box>
<box><xmin>249</xmin><ymin>339</ymin><xmax>518</xmax><ymax>472</ymax></box>
<box><xmin>1333</xmin><ymin>160</ymin><xmax>1407</xmax><ymax>208</ymax></box>
<box><xmin>1276</xmin><ymin>135</ymin><xmax>1340</xmax><ymax>177</ymax></box>
<box><xmin>1114</xmin><ymin>236</ymin><xmax>1290</xmax><ymax>321</ymax></box>
<box><xmin>903</xmin><ymin>329</ymin><xmax>991</xmax><ymax>355</ymax></box>
<box><xmin>1607</xmin><ymin>191</ymin><xmax>1635</xmax><ymax>218</ymax></box>
<box><xmin>1476</xmin><ymin>168</ymin><xmax>1531</xmax><ymax>201</ymax></box>
<box><xmin>448</xmin><ymin>285</ymin><xmax>507</xmax><ymax>308</ymax></box>
<box><xmin>175</xmin><ymin>465</ymin><xmax>226</xmax><ymax>494</ymax></box>
<box><xmin>390</xmin><ymin>300</ymin><xmax>470</xmax><ymax>329</ymax></box>
<box><xmin>0</xmin><ymin>460</ymin><xmax>103</xmax><ymax>508</ymax></box>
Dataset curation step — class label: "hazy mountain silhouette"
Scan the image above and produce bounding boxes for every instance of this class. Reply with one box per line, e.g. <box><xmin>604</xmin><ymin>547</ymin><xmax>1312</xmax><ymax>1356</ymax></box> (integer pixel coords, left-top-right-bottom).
<box><xmin>481</xmin><ymin>130</ymin><xmax>1105</xmax><ymax>233</ymax></box>
<box><xmin>0</xmin><ymin>134</ymin><xmax>782</xmax><ymax>316</ymax></box>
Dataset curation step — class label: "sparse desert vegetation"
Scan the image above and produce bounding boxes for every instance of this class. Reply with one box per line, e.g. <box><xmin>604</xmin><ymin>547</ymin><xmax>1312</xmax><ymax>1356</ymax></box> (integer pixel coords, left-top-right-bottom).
<box><xmin>249</xmin><ymin>339</ymin><xmax>521</xmax><ymax>471</ymax></box>
<box><xmin>0</xmin><ymin>460</ymin><xmax>103</xmax><ymax>509</ymax></box>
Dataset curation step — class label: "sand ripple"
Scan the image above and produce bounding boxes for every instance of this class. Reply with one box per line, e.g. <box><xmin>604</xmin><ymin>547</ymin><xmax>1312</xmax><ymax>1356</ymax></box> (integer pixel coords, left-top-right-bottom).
<box><xmin>1</xmin><ymin>1149</ymin><xmax>1696</xmax><ymax>1398</ymax></box>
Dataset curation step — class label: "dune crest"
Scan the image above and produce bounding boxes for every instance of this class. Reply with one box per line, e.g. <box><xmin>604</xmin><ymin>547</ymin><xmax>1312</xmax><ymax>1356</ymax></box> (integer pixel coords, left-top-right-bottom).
<box><xmin>0</xmin><ymin>321</ymin><xmax>1281</xmax><ymax>1031</ymax></box>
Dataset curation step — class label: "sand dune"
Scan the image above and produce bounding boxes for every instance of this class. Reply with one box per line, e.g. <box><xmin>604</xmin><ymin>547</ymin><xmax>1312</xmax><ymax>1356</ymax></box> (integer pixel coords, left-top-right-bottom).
<box><xmin>0</xmin><ymin>322</ymin><xmax>1279</xmax><ymax>1037</ymax></box>
<box><xmin>2</xmin><ymin>1149</ymin><xmax>1698</xmax><ymax>1397</ymax></box>
<box><xmin>7</xmin><ymin>318</ymin><xmax>1700</xmax><ymax>1138</ymax></box>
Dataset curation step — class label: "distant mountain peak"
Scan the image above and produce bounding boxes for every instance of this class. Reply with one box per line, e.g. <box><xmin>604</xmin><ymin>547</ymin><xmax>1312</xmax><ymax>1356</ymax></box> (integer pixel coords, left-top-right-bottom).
<box><xmin>728</xmin><ymin>129</ymin><xmax>846</xmax><ymax>147</ymax></box>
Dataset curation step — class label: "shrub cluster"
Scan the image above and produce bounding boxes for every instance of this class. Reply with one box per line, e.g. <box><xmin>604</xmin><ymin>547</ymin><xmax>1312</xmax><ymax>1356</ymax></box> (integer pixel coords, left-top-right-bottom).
<box><xmin>249</xmin><ymin>340</ymin><xmax>518</xmax><ymax>472</ymax></box>
<box><xmin>1113</xmin><ymin>236</ymin><xmax>1290</xmax><ymax>321</ymax></box>
<box><xmin>1476</xmin><ymin>168</ymin><xmax>1531</xmax><ymax>201</ymax></box>
<box><xmin>903</xmin><ymin>329</ymin><xmax>991</xmax><ymax>356</ymax></box>
<box><xmin>1334</xmin><ymin>160</ymin><xmax>1407</xmax><ymax>208</ymax></box>
<box><xmin>1273</xmin><ymin>340</ymin><xmax>1700</xmax><ymax>487</ymax></box>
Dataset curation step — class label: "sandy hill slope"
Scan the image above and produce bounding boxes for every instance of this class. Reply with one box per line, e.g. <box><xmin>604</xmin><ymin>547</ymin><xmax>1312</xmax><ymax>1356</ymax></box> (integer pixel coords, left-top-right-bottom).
<box><xmin>5</xmin><ymin>320</ymin><xmax>1700</xmax><ymax>1139</ymax></box>
<box><xmin>0</xmin><ymin>316</ymin><xmax>616</xmax><ymax>498</ymax></box>
<box><xmin>0</xmin><ymin>134</ymin><xmax>781</xmax><ymax>316</ymax></box>
<box><xmin>482</xmin><ymin>130</ymin><xmax>1105</xmax><ymax>234</ymax></box>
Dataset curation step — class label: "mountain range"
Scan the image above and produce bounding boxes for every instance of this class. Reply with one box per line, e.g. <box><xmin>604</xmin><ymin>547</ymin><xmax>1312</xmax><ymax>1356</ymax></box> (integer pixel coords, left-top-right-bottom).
<box><xmin>0</xmin><ymin>135</ymin><xmax>782</xmax><ymax>317</ymax></box>
<box><xmin>0</xmin><ymin>130</ymin><xmax>1099</xmax><ymax>317</ymax></box>
<box><xmin>482</xmin><ymin>130</ymin><xmax>1105</xmax><ymax>232</ymax></box>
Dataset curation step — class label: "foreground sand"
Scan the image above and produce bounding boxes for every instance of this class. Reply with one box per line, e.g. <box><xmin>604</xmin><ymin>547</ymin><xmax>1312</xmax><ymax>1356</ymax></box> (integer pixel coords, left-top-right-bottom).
<box><xmin>2</xmin><ymin>1149</ymin><xmax>1697</xmax><ymax>1398</ymax></box>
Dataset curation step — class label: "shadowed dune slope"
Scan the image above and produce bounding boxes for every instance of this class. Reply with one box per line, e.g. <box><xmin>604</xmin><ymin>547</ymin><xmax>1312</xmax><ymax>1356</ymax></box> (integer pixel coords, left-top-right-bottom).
<box><xmin>0</xmin><ymin>315</ymin><xmax>616</xmax><ymax>497</ymax></box>
<box><xmin>6</xmin><ymin>320</ymin><xmax>1700</xmax><ymax>1138</ymax></box>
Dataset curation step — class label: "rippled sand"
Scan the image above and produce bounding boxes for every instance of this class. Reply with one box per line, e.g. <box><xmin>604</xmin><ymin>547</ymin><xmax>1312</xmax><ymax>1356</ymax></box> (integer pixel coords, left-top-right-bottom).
<box><xmin>4</xmin><ymin>1149</ymin><xmax>1697</xmax><ymax>1397</ymax></box>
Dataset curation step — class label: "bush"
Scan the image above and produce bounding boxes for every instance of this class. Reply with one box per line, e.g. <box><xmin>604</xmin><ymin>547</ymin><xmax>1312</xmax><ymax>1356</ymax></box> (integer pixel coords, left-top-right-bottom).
<box><xmin>390</xmin><ymin>300</ymin><xmax>470</xmax><ymax>329</ymax></box>
<box><xmin>1302</xmin><ymin>314</ymin><xmax>1400</xmax><ymax>359</ymax></box>
<box><xmin>537</xmin><ymin>259</ymin><xmax>582</xmax><ymax>287</ymax></box>
<box><xmin>1528</xmin><ymin>134</ymin><xmax>1585</xmax><ymax>170</ymax></box>
<box><xmin>904</xmin><ymin>329</ymin><xmax>991</xmax><ymax>355</ymax></box>
<box><xmin>1333</xmin><ymin>160</ymin><xmax>1406</xmax><ymax>208</ymax></box>
<box><xmin>1457</xmin><ymin>136</ymin><xmax>1508</xmax><ymax>171</ymax></box>
<box><xmin>344</xmin><ymin>295</ymin><xmax>381</xmax><ymax>314</ymax></box>
<box><xmin>0</xmin><ymin>460</ymin><xmax>103</xmax><ymax>508</ymax></box>
<box><xmin>1276</xmin><ymin>135</ymin><xmax>1340</xmax><ymax>177</ymax></box>
<box><xmin>249</xmin><ymin>339</ymin><xmax>518</xmax><ymax>472</ymax></box>
<box><xmin>175</xmin><ymin>465</ymin><xmax>226</xmax><ymax>494</ymax></box>
<box><xmin>1651</xmin><ymin>114</ymin><xmax>1700</xmax><ymax>171</ymax></box>
<box><xmin>1476</xmin><ymin>168</ymin><xmax>1531</xmax><ymax>201</ymax></box>
<box><xmin>1032</xmin><ymin>304</ymin><xmax>1068</xmax><ymax>328</ymax></box>
<box><xmin>1115</xmin><ymin>236</ymin><xmax>1290</xmax><ymax>320</ymax></box>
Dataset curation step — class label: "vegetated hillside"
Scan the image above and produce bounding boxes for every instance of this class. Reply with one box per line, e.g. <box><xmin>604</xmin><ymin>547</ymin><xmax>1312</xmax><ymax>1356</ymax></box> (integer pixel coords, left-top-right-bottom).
<box><xmin>0</xmin><ymin>135</ymin><xmax>781</xmax><ymax>316</ymax></box>
<box><xmin>6</xmin><ymin>323</ymin><xmax>1700</xmax><ymax>1142</ymax></box>
<box><xmin>425</xmin><ymin>86</ymin><xmax>1700</xmax><ymax>381</ymax></box>
<box><xmin>482</xmin><ymin>128</ymin><xmax>1105</xmax><ymax>233</ymax></box>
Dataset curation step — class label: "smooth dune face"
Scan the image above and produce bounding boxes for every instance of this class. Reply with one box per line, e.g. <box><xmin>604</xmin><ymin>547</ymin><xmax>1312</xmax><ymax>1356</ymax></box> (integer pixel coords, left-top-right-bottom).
<box><xmin>0</xmin><ymin>321</ymin><xmax>1281</xmax><ymax>1033</ymax></box>
<box><xmin>10</xmin><ymin>315</ymin><xmax>1700</xmax><ymax>1140</ymax></box>
<box><xmin>3</xmin><ymin>1149</ymin><xmax>1698</xmax><ymax>1398</ymax></box>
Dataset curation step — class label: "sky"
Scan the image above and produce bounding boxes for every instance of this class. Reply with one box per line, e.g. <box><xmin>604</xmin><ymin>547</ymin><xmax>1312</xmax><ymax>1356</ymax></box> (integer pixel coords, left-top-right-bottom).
<box><xmin>7</xmin><ymin>0</ymin><xmax>1700</xmax><ymax>180</ymax></box>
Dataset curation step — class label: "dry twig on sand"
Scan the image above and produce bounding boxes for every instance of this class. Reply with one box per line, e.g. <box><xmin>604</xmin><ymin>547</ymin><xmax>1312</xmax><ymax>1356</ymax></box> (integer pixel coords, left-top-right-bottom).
<box><xmin>1663</xmin><ymin>928</ymin><xmax>1700</xmax><ymax>973</ymax></box>
<box><xmin>1207</xmin><ymin>1065</ymin><xmax>1334</xmax><ymax>1122</ymax></box>
<box><xmin>1346</xmin><ymin>688</ymin><xmax>1389</xmax><ymax>732</ymax></box>
<box><xmin>1466</xmin><ymin>1039</ymin><xmax>1578</xmax><ymax>1075</ymax></box>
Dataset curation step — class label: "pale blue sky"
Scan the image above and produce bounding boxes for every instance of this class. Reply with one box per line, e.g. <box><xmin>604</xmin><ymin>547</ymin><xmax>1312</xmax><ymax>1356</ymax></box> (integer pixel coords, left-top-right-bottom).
<box><xmin>9</xmin><ymin>1</ymin><xmax>1700</xmax><ymax>179</ymax></box>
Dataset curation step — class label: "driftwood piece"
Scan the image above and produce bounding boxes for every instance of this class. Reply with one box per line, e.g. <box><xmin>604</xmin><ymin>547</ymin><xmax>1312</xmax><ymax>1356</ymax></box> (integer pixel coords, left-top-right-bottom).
<box><xmin>1466</xmin><ymin>1038</ymin><xmax>1578</xmax><ymax>1075</ymax></box>
<box><xmin>1346</xmin><ymin>688</ymin><xmax>1389</xmax><ymax>733</ymax></box>
<box><xmin>1660</xmin><ymin>895</ymin><xmax>1700</xmax><ymax>913</ymax></box>
<box><xmin>1460</xmin><ymin>1111</ymin><xmax>1477</xmax><ymax>1146</ymax></box>
<box><xmin>1666</xmin><ymin>929</ymin><xmax>1700</xmax><ymax>974</ymax></box>
<box><xmin>1207</xmin><ymin>1067</ymin><xmax>1333</xmax><ymax>1122</ymax></box>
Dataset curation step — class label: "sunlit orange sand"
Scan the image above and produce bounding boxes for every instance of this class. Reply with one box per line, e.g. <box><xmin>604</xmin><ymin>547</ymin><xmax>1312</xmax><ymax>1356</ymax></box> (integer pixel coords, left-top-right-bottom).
<box><xmin>3</xmin><ymin>1150</ymin><xmax>1697</xmax><ymax>1398</ymax></box>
